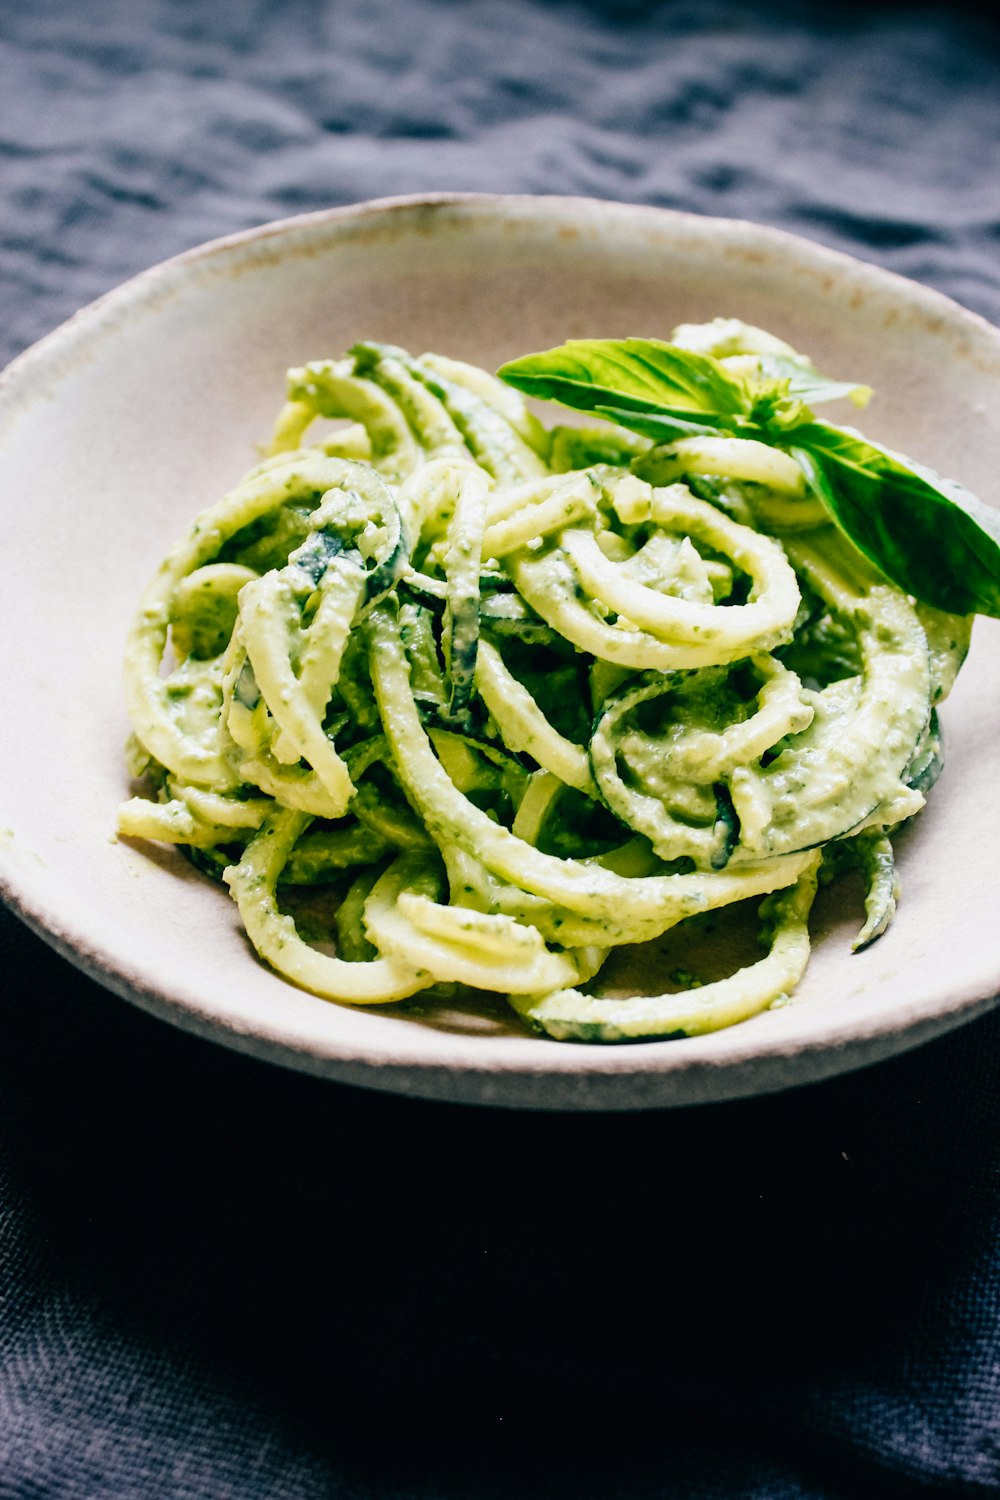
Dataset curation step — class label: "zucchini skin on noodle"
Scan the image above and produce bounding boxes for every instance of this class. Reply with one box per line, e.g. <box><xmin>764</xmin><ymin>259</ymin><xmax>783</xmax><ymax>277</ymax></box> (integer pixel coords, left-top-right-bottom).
<box><xmin>118</xmin><ymin>327</ymin><xmax>970</xmax><ymax>1042</ymax></box>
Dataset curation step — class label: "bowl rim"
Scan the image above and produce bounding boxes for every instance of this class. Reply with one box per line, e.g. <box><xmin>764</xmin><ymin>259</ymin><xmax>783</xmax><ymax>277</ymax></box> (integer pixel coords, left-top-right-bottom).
<box><xmin>6</xmin><ymin>189</ymin><xmax>1000</xmax><ymax>400</ymax></box>
<box><xmin>2</xmin><ymin>191</ymin><xmax>999</xmax><ymax>1109</ymax></box>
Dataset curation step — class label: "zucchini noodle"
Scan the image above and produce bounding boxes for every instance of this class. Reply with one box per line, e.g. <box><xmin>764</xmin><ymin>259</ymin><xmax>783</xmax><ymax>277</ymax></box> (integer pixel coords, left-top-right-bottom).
<box><xmin>118</xmin><ymin>325</ymin><xmax>971</xmax><ymax>1043</ymax></box>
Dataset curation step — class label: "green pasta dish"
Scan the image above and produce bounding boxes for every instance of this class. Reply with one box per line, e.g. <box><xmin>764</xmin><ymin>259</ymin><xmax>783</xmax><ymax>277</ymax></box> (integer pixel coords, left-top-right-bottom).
<box><xmin>117</xmin><ymin>318</ymin><xmax>999</xmax><ymax>1042</ymax></box>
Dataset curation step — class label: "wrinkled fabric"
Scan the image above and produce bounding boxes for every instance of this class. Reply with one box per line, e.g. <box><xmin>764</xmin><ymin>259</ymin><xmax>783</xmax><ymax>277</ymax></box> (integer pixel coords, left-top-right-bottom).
<box><xmin>1</xmin><ymin>2</ymin><xmax>999</xmax><ymax>1496</ymax></box>
<box><xmin>4</xmin><ymin>0</ymin><xmax>1000</xmax><ymax>363</ymax></box>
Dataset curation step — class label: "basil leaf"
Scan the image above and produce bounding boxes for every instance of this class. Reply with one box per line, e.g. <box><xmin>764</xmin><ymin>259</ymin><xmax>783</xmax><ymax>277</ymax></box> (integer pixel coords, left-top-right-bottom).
<box><xmin>592</xmin><ymin>405</ymin><xmax>740</xmax><ymax>445</ymax></box>
<box><xmin>789</xmin><ymin>422</ymin><xmax>1000</xmax><ymax>617</ymax></box>
<box><xmin>499</xmin><ymin>334</ymin><xmax>998</xmax><ymax>619</ymax></box>
<box><xmin>498</xmin><ymin>338</ymin><xmax>749</xmax><ymax>418</ymax></box>
<box><xmin>755</xmin><ymin>356</ymin><xmax>872</xmax><ymax>409</ymax></box>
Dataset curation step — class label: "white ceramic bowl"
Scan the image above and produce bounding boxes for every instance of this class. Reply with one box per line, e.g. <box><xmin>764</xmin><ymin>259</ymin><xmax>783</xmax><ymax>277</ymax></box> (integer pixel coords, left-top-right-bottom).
<box><xmin>2</xmin><ymin>193</ymin><xmax>998</xmax><ymax>1109</ymax></box>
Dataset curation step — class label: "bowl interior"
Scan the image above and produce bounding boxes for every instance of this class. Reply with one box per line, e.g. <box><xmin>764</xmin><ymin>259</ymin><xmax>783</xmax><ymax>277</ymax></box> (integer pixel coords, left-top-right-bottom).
<box><xmin>1</xmin><ymin>194</ymin><xmax>998</xmax><ymax>1108</ymax></box>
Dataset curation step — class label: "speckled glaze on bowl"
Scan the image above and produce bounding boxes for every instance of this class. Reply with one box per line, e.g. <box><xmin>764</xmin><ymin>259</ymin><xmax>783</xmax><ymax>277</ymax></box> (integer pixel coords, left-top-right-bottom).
<box><xmin>1</xmin><ymin>193</ymin><xmax>998</xmax><ymax>1109</ymax></box>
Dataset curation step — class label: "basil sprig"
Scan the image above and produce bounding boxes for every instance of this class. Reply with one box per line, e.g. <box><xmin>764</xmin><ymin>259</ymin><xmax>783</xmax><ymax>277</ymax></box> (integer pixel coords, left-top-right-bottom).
<box><xmin>498</xmin><ymin>338</ymin><xmax>1000</xmax><ymax>618</ymax></box>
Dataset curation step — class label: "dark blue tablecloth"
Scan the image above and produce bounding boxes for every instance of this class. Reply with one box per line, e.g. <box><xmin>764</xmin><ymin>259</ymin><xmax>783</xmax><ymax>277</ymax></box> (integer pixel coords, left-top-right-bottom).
<box><xmin>2</xmin><ymin>3</ymin><xmax>999</xmax><ymax>1495</ymax></box>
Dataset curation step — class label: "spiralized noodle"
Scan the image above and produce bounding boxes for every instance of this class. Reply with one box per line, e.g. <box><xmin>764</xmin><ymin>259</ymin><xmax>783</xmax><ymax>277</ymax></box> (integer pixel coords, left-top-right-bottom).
<box><xmin>117</xmin><ymin>330</ymin><xmax>968</xmax><ymax>1042</ymax></box>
